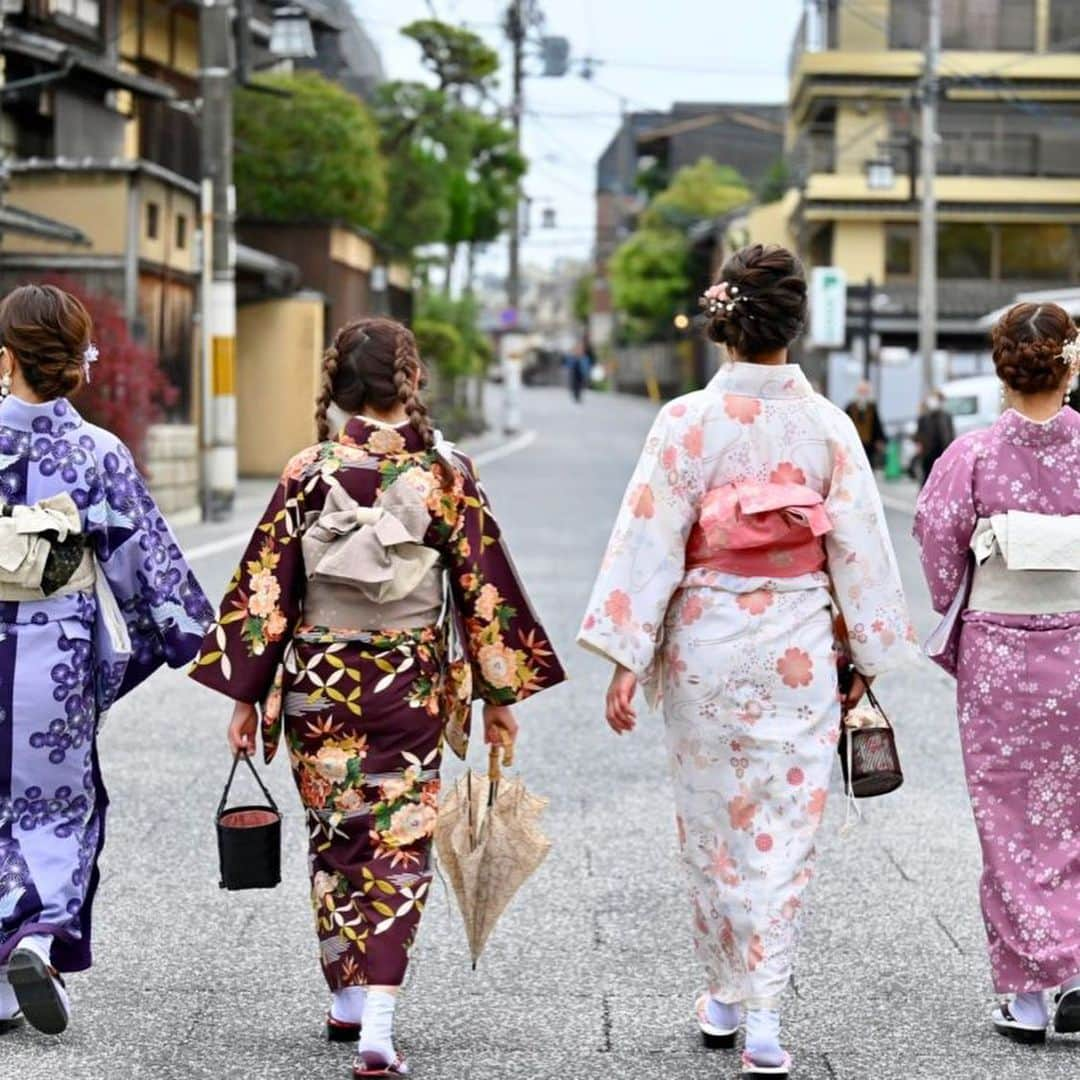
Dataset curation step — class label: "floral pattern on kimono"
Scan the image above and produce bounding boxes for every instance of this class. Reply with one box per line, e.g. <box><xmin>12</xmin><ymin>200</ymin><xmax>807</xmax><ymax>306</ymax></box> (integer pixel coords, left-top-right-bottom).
<box><xmin>915</xmin><ymin>407</ymin><xmax>1080</xmax><ymax>992</ymax></box>
<box><xmin>0</xmin><ymin>396</ymin><xmax>211</xmax><ymax>973</ymax></box>
<box><xmin>190</xmin><ymin>417</ymin><xmax>565</xmax><ymax>988</ymax></box>
<box><xmin>579</xmin><ymin>362</ymin><xmax>914</xmax><ymax>1006</ymax></box>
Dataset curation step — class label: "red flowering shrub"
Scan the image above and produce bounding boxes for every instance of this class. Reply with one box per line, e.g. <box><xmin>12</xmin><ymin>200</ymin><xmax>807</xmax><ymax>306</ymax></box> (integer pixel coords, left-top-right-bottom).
<box><xmin>41</xmin><ymin>276</ymin><xmax>178</xmax><ymax>469</ymax></box>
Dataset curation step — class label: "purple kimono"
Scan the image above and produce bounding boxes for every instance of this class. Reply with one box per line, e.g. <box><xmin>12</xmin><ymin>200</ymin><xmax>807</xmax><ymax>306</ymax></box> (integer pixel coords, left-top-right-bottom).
<box><xmin>914</xmin><ymin>407</ymin><xmax>1080</xmax><ymax>992</ymax></box>
<box><xmin>0</xmin><ymin>396</ymin><xmax>211</xmax><ymax>973</ymax></box>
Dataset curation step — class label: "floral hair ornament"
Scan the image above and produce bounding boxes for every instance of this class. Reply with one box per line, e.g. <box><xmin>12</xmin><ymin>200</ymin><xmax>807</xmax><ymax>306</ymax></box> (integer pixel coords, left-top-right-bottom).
<box><xmin>82</xmin><ymin>343</ymin><xmax>99</xmax><ymax>383</ymax></box>
<box><xmin>701</xmin><ymin>280</ymin><xmax>742</xmax><ymax>317</ymax></box>
<box><xmin>1059</xmin><ymin>336</ymin><xmax>1080</xmax><ymax>368</ymax></box>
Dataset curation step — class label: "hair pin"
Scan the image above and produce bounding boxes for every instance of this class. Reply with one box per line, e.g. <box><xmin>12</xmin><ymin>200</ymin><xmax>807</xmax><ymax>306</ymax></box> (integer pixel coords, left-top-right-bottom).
<box><xmin>82</xmin><ymin>343</ymin><xmax>99</xmax><ymax>383</ymax></box>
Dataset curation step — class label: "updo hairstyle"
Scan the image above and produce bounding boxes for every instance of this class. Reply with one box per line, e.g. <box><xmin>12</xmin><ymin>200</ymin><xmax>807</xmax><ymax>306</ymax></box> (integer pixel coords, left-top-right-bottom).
<box><xmin>992</xmin><ymin>302</ymin><xmax>1078</xmax><ymax>396</ymax></box>
<box><xmin>0</xmin><ymin>284</ymin><xmax>92</xmax><ymax>400</ymax></box>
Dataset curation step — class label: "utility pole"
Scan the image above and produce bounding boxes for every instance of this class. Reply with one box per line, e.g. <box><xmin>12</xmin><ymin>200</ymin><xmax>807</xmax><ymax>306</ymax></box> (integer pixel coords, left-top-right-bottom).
<box><xmin>505</xmin><ymin>0</ymin><xmax>526</xmax><ymax>319</ymax></box>
<box><xmin>917</xmin><ymin>0</ymin><xmax>940</xmax><ymax>397</ymax></box>
<box><xmin>200</xmin><ymin>0</ymin><xmax>237</xmax><ymax>521</ymax></box>
<box><xmin>861</xmin><ymin>276</ymin><xmax>875</xmax><ymax>380</ymax></box>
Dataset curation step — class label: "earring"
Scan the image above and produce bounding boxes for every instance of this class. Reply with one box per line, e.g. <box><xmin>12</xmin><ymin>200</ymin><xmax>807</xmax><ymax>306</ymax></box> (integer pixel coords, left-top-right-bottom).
<box><xmin>0</xmin><ymin>372</ymin><xmax>11</xmax><ymax>400</ymax></box>
<box><xmin>999</xmin><ymin>381</ymin><xmax>1008</xmax><ymax>413</ymax></box>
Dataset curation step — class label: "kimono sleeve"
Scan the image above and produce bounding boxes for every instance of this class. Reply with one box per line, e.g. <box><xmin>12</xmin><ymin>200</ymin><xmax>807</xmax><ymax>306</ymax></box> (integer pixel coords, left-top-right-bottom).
<box><xmin>576</xmin><ymin>402</ymin><xmax>702</xmax><ymax>680</ymax></box>
<box><xmin>823</xmin><ymin>414</ymin><xmax>916</xmax><ymax>676</ymax></box>
<box><xmin>913</xmin><ymin>436</ymin><xmax>979</xmax><ymax>615</ymax></box>
<box><xmin>188</xmin><ymin>469</ymin><xmax>307</xmax><ymax>703</ymax></box>
<box><xmin>86</xmin><ymin>440</ymin><xmax>214</xmax><ymax>701</ymax></box>
<box><xmin>444</xmin><ymin>456</ymin><xmax>566</xmax><ymax>706</ymax></box>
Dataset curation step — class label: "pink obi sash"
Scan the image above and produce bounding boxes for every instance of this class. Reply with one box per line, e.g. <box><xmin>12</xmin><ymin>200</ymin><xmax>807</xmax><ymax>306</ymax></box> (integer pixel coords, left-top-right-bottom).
<box><xmin>685</xmin><ymin>482</ymin><xmax>833</xmax><ymax>578</ymax></box>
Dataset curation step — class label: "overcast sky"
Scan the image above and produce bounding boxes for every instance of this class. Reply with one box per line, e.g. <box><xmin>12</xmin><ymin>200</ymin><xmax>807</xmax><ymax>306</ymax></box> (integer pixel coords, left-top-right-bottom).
<box><xmin>358</xmin><ymin>0</ymin><xmax>805</xmax><ymax>277</ymax></box>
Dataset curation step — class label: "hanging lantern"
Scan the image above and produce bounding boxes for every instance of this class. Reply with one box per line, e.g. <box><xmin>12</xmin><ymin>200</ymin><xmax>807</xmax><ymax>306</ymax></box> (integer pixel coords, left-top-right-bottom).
<box><xmin>270</xmin><ymin>4</ymin><xmax>316</xmax><ymax>60</ymax></box>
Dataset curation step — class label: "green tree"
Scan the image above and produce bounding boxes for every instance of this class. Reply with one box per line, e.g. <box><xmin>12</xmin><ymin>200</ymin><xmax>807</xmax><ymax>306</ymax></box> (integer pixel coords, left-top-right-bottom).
<box><xmin>641</xmin><ymin>157</ymin><xmax>749</xmax><ymax>230</ymax></box>
<box><xmin>757</xmin><ymin>157</ymin><xmax>790</xmax><ymax>204</ymax></box>
<box><xmin>609</xmin><ymin>228</ymin><xmax>689</xmax><ymax>341</ymax></box>
<box><xmin>235</xmin><ymin>73</ymin><xmax>387</xmax><ymax>229</ymax></box>
<box><xmin>573</xmin><ymin>272</ymin><xmax>594</xmax><ymax>325</ymax></box>
<box><xmin>402</xmin><ymin>19</ymin><xmax>499</xmax><ymax>95</ymax></box>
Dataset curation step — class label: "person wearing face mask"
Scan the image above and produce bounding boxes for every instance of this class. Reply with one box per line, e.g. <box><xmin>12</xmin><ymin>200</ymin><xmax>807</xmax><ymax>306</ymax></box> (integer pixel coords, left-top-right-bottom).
<box><xmin>844</xmin><ymin>381</ymin><xmax>886</xmax><ymax>467</ymax></box>
<box><xmin>915</xmin><ymin>391</ymin><xmax>955</xmax><ymax>486</ymax></box>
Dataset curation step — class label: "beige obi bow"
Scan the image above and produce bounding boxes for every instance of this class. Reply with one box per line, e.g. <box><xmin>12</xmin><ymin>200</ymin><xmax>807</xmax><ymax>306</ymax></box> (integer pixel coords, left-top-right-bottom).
<box><xmin>302</xmin><ymin>476</ymin><xmax>438</xmax><ymax>603</ymax></box>
<box><xmin>0</xmin><ymin>493</ymin><xmax>83</xmax><ymax>592</ymax></box>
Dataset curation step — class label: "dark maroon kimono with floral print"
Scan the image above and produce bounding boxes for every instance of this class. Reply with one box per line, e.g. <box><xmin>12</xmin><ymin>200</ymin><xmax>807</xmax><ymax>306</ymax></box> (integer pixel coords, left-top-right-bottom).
<box><xmin>190</xmin><ymin>417</ymin><xmax>564</xmax><ymax>988</ymax></box>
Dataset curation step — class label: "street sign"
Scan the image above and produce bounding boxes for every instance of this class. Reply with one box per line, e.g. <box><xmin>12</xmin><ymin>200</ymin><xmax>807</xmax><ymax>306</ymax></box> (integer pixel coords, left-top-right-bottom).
<box><xmin>809</xmin><ymin>266</ymin><xmax>847</xmax><ymax>348</ymax></box>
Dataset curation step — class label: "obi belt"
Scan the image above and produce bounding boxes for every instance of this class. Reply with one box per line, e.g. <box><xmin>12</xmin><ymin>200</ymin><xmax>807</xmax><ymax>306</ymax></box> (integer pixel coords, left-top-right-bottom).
<box><xmin>968</xmin><ymin>511</ymin><xmax>1080</xmax><ymax>615</ymax></box>
<box><xmin>301</xmin><ymin>474</ymin><xmax>445</xmax><ymax>630</ymax></box>
<box><xmin>685</xmin><ymin>481</ymin><xmax>833</xmax><ymax>579</ymax></box>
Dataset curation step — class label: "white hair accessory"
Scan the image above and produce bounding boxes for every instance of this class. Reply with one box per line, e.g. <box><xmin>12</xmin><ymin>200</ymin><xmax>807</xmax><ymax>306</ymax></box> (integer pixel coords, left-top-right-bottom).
<box><xmin>1060</xmin><ymin>337</ymin><xmax>1080</xmax><ymax>367</ymax></box>
<box><xmin>82</xmin><ymin>343</ymin><xmax>99</xmax><ymax>382</ymax></box>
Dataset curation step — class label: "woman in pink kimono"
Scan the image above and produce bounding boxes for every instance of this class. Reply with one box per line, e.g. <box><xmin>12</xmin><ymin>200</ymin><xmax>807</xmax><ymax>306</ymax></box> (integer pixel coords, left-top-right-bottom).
<box><xmin>579</xmin><ymin>245</ymin><xmax>913</xmax><ymax>1078</ymax></box>
<box><xmin>914</xmin><ymin>301</ymin><xmax>1080</xmax><ymax>1045</ymax></box>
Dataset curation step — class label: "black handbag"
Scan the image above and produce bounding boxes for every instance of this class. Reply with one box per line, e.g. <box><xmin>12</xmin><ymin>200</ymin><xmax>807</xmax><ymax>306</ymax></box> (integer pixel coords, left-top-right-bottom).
<box><xmin>837</xmin><ymin>683</ymin><xmax>904</xmax><ymax>799</ymax></box>
<box><xmin>216</xmin><ymin>752</ymin><xmax>282</xmax><ymax>891</ymax></box>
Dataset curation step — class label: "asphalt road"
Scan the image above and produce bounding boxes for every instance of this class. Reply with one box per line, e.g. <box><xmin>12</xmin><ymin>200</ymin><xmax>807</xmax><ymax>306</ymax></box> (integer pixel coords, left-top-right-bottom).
<box><xmin>2</xmin><ymin>385</ymin><xmax>1076</xmax><ymax>1080</ymax></box>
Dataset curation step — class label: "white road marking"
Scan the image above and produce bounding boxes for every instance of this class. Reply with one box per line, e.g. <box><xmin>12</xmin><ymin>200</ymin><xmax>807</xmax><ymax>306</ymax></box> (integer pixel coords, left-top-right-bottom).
<box><xmin>185</xmin><ymin>428</ymin><xmax>540</xmax><ymax>563</ymax></box>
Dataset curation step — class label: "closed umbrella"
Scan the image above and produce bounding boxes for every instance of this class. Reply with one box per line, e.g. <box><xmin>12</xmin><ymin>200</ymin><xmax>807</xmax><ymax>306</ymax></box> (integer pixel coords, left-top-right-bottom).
<box><xmin>434</xmin><ymin>744</ymin><xmax>551</xmax><ymax>967</ymax></box>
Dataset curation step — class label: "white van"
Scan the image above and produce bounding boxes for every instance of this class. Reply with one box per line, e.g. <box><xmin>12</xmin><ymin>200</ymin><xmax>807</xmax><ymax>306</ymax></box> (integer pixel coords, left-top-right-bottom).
<box><xmin>940</xmin><ymin>375</ymin><xmax>1002</xmax><ymax>436</ymax></box>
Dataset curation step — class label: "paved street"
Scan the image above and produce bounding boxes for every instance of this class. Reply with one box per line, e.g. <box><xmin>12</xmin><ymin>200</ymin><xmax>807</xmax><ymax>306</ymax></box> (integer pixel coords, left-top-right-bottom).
<box><xmin>3</xmin><ymin>385</ymin><xmax>1077</xmax><ymax>1080</ymax></box>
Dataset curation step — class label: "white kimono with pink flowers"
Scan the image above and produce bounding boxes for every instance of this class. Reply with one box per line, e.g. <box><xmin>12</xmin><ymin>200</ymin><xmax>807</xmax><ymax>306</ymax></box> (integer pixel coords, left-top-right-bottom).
<box><xmin>579</xmin><ymin>361</ymin><xmax>914</xmax><ymax>1007</ymax></box>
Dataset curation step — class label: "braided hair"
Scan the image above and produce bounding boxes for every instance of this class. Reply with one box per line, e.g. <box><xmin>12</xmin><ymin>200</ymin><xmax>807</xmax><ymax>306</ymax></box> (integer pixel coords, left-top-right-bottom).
<box><xmin>314</xmin><ymin>317</ymin><xmax>435</xmax><ymax>447</ymax></box>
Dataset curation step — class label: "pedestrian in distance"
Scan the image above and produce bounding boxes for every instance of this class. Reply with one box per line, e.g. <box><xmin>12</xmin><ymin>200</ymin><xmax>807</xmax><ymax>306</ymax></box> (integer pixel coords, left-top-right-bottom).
<box><xmin>0</xmin><ymin>284</ymin><xmax>213</xmax><ymax>1036</ymax></box>
<box><xmin>914</xmin><ymin>390</ymin><xmax>955</xmax><ymax>486</ymax></box>
<box><xmin>578</xmin><ymin>244</ymin><xmax>915</xmax><ymax>1079</ymax></box>
<box><xmin>844</xmin><ymin>379</ymin><xmax>886</xmax><ymax>468</ymax></box>
<box><xmin>564</xmin><ymin>338</ymin><xmax>590</xmax><ymax>403</ymax></box>
<box><xmin>914</xmin><ymin>301</ymin><xmax>1080</xmax><ymax>1046</ymax></box>
<box><xmin>189</xmin><ymin>317</ymin><xmax>566</xmax><ymax>1079</ymax></box>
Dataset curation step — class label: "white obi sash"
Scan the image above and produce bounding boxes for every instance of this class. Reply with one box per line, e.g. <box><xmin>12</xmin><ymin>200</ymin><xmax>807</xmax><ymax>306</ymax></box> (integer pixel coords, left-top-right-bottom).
<box><xmin>968</xmin><ymin>511</ymin><xmax>1080</xmax><ymax>615</ymax></box>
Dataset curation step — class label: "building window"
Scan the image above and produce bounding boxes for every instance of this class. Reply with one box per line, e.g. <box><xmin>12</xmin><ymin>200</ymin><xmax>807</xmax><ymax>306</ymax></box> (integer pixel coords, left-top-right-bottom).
<box><xmin>49</xmin><ymin>0</ymin><xmax>100</xmax><ymax>29</ymax></box>
<box><xmin>885</xmin><ymin>225</ymin><xmax>917</xmax><ymax>278</ymax></box>
<box><xmin>938</xmin><ymin>223</ymin><xmax>992</xmax><ymax>278</ymax></box>
<box><xmin>1050</xmin><ymin>1</ymin><xmax>1080</xmax><ymax>50</ymax></box>
<box><xmin>146</xmin><ymin>202</ymin><xmax>160</xmax><ymax>240</ymax></box>
<box><xmin>175</xmin><ymin>213</ymin><xmax>188</xmax><ymax>250</ymax></box>
<box><xmin>896</xmin><ymin>2</ymin><xmax>1035</xmax><ymax>50</ymax></box>
<box><xmin>1000</xmin><ymin>224</ymin><xmax>1075</xmax><ymax>280</ymax></box>
<box><xmin>943</xmin><ymin>1</ymin><xmax>1035</xmax><ymax>51</ymax></box>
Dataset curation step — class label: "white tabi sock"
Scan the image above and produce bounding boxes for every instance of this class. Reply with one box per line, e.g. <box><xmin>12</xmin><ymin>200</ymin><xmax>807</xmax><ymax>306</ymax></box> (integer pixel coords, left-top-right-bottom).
<box><xmin>1010</xmin><ymin>991</ymin><xmax>1048</xmax><ymax>1026</ymax></box>
<box><xmin>745</xmin><ymin>1008</ymin><xmax>785</xmax><ymax>1068</ymax></box>
<box><xmin>357</xmin><ymin>990</ymin><xmax>397</xmax><ymax>1064</ymax></box>
<box><xmin>15</xmin><ymin>935</ymin><xmax>52</xmax><ymax>966</ymax></box>
<box><xmin>706</xmin><ymin>997</ymin><xmax>739</xmax><ymax>1030</ymax></box>
<box><xmin>331</xmin><ymin>986</ymin><xmax>367</xmax><ymax>1025</ymax></box>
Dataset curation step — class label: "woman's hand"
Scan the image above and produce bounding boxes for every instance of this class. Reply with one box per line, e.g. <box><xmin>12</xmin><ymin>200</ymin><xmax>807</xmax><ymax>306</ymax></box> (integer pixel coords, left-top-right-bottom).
<box><xmin>228</xmin><ymin>701</ymin><xmax>258</xmax><ymax>757</ymax></box>
<box><xmin>483</xmin><ymin>704</ymin><xmax>518</xmax><ymax>752</ymax></box>
<box><xmin>606</xmin><ymin>665</ymin><xmax>638</xmax><ymax>735</ymax></box>
<box><xmin>842</xmin><ymin>672</ymin><xmax>874</xmax><ymax>713</ymax></box>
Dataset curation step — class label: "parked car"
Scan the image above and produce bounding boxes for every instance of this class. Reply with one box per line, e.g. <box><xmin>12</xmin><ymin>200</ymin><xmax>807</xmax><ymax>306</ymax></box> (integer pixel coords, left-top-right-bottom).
<box><xmin>940</xmin><ymin>375</ymin><xmax>1002</xmax><ymax>436</ymax></box>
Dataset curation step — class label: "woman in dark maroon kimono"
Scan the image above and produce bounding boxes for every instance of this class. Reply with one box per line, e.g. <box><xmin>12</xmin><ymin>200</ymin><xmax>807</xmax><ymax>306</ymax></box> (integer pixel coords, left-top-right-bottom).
<box><xmin>190</xmin><ymin>318</ymin><xmax>565</xmax><ymax>1078</ymax></box>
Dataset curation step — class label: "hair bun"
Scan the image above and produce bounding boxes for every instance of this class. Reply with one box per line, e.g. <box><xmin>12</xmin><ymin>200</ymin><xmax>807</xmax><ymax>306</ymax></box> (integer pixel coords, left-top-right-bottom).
<box><xmin>992</xmin><ymin>302</ymin><xmax>1076</xmax><ymax>396</ymax></box>
<box><xmin>701</xmin><ymin>244</ymin><xmax>807</xmax><ymax>358</ymax></box>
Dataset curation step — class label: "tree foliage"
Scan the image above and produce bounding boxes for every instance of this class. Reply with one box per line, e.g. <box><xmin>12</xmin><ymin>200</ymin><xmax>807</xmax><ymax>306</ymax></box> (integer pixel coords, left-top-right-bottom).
<box><xmin>43</xmin><ymin>276</ymin><xmax>176</xmax><ymax>470</ymax></box>
<box><xmin>610</xmin><ymin>157</ymin><xmax>750</xmax><ymax>340</ymax></box>
<box><xmin>401</xmin><ymin>19</ymin><xmax>499</xmax><ymax>95</ymax></box>
<box><xmin>413</xmin><ymin>318</ymin><xmax>466</xmax><ymax>378</ymax></box>
<box><xmin>640</xmin><ymin>157</ymin><xmax>748</xmax><ymax>230</ymax></box>
<box><xmin>235</xmin><ymin>72</ymin><xmax>387</xmax><ymax>230</ymax></box>
<box><xmin>757</xmin><ymin>157</ymin><xmax>791</xmax><ymax>205</ymax></box>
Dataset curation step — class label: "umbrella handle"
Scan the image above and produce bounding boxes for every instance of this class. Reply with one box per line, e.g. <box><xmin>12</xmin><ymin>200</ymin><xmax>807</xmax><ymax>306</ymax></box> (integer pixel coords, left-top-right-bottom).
<box><xmin>487</xmin><ymin>741</ymin><xmax>514</xmax><ymax>784</ymax></box>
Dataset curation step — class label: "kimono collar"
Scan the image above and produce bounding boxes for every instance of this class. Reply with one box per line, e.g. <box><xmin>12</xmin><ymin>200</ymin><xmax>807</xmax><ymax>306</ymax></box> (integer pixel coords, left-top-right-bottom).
<box><xmin>339</xmin><ymin>415</ymin><xmax>428</xmax><ymax>455</ymax></box>
<box><xmin>0</xmin><ymin>395</ymin><xmax>83</xmax><ymax>433</ymax></box>
<box><xmin>706</xmin><ymin>361</ymin><xmax>815</xmax><ymax>400</ymax></box>
<box><xmin>996</xmin><ymin>406</ymin><xmax>1080</xmax><ymax>449</ymax></box>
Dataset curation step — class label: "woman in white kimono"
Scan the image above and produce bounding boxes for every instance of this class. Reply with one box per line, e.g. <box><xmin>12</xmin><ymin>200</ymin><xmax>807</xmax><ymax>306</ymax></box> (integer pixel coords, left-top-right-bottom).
<box><xmin>579</xmin><ymin>244</ymin><xmax>914</xmax><ymax>1078</ymax></box>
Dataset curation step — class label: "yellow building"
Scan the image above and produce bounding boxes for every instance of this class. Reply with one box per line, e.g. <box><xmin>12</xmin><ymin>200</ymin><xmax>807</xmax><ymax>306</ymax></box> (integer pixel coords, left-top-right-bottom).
<box><xmin>784</xmin><ymin>0</ymin><xmax>1080</xmax><ymax>375</ymax></box>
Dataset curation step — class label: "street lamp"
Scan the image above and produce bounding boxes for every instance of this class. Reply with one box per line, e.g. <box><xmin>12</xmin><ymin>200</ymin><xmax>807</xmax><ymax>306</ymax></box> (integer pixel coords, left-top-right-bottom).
<box><xmin>865</xmin><ymin>156</ymin><xmax>896</xmax><ymax>191</ymax></box>
<box><xmin>269</xmin><ymin>5</ymin><xmax>317</xmax><ymax>60</ymax></box>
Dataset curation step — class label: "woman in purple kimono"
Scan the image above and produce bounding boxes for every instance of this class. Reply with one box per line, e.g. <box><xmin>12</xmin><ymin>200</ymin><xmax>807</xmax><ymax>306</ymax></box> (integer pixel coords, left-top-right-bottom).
<box><xmin>190</xmin><ymin>317</ymin><xmax>565</xmax><ymax>1078</ymax></box>
<box><xmin>915</xmin><ymin>301</ymin><xmax>1080</xmax><ymax>1045</ymax></box>
<box><xmin>0</xmin><ymin>285</ymin><xmax>212</xmax><ymax>1035</ymax></box>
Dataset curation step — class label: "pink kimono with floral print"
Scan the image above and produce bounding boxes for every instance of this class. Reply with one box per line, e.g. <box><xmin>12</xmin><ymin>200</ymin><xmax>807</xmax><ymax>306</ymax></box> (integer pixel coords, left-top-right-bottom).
<box><xmin>579</xmin><ymin>362</ymin><xmax>914</xmax><ymax>1008</ymax></box>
